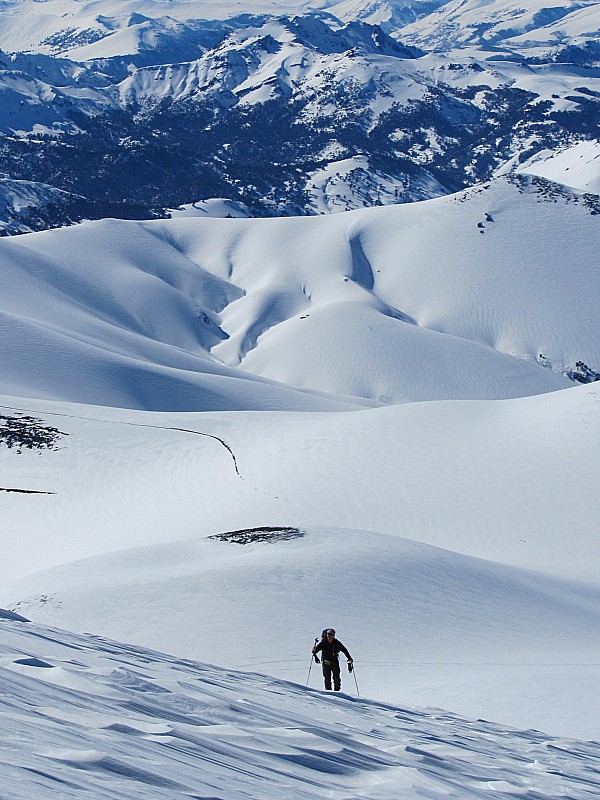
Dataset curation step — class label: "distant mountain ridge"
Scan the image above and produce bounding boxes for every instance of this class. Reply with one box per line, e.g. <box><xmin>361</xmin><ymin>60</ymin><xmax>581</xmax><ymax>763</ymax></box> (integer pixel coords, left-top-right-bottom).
<box><xmin>0</xmin><ymin>1</ymin><xmax>598</xmax><ymax>229</ymax></box>
<box><xmin>0</xmin><ymin>0</ymin><xmax>596</xmax><ymax>59</ymax></box>
<box><xmin>0</xmin><ymin>1</ymin><xmax>441</xmax><ymax>57</ymax></box>
<box><xmin>402</xmin><ymin>0</ymin><xmax>600</xmax><ymax>57</ymax></box>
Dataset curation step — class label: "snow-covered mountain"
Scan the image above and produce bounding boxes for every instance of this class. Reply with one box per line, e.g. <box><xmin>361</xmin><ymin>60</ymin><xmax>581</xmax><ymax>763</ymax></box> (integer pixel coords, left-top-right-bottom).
<box><xmin>2</xmin><ymin>175</ymin><xmax>598</xmax><ymax>410</ymax></box>
<box><xmin>1</xmin><ymin>1</ymin><xmax>600</xmax><ymax>793</ymax></box>
<box><xmin>330</xmin><ymin>0</ymin><xmax>445</xmax><ymax>28</ymax></box>
<box><xmin>0</xmin><ymin>0</ymin><xmax>440</xmax><ymax>57</ymax></box>
<box><xmin>0</xmin><ymin>6</ymin><xmax>598</xmax><ymax>226</ymax></box>
<box><xmin>1</xmin><ymin>0</ymin><xmax>596</xmax><ymax>58</ymax></box>
<box><xmin>402</xmin><ymin>0</ymin><xmax>600</xmax><ymax>57</ymax></box>
<box><xmin>1</xmin><ymin>165</ymin><xmax>600</xmax><ymax>749</ymax></box>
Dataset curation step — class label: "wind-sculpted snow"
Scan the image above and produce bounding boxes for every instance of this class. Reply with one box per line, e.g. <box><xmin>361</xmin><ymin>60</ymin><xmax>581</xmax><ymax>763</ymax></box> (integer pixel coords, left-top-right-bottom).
<box><xmin>1</xmin><ymin>612</ymin><xmax>599</xmax><ymax>800</ymax></box>
<box><xmin>5</xmin><ymin>523</ymin><xmax>600</xmax><ymax>739</ymax></box>
<box><xmin>1</xmin><ymin>176</ymin><xmax>596</xmax><ymax>409</ymax></box>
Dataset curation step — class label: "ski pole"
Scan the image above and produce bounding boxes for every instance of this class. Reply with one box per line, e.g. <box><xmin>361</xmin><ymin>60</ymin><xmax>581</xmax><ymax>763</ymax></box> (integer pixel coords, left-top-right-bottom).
<box><xmin>351</xmin><ymin>663</ymin><xmax>360</xmax><ymax>697</ymax></box>
<box><xmin>306</xmin><ymin>657</ymin><xmax>313</xmax><ymax>686</ymax></box>
<box><xmin>306</xmin><ymin>638</ymin><xmax>319</xmax><ymax>686</ymax></box>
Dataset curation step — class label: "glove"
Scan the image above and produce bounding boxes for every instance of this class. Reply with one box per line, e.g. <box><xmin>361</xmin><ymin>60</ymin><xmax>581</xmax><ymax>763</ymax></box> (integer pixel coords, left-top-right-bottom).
<box><xmin>347</xmin><ymin>660</ymin><xmax>353</xmax><ymax>673</ymax></box>
<box><xmin>313</xmin><ymin>654</ymin><xmax>320</xmax><ymax>664</ymax></box>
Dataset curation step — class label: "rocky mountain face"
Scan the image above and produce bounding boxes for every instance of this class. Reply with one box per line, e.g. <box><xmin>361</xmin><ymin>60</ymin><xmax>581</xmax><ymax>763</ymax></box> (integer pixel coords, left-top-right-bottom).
<box><xmin>0</xmin><ymin>1</ymin><xmax>598</xmax><ymax>232</ymax></box>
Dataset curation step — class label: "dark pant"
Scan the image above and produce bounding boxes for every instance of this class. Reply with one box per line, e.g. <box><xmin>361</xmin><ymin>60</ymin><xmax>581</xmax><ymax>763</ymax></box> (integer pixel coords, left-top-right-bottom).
<box><xmin>322</xmin><ymin>659</ymin><xmax>341</xmax><ymax>691</ymax></box>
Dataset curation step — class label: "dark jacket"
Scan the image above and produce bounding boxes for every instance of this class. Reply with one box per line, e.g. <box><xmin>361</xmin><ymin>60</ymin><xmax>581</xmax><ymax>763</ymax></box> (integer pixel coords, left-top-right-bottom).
<box><xmin>314</xmin><ymin>637</ymin><xmax>351</xmax><ymax>663</ymax></box>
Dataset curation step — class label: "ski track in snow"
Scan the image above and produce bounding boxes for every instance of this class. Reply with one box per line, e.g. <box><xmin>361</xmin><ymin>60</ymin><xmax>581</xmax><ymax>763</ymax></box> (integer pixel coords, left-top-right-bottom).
<box><xmin>0</xmin><ymin>402</ymin><xmax>243</xmax><ymax>479</ymax></box>
<box><xmin>1</xmin><ymin>612</ymin><xmax>600</xmax><ymax>800</ymax></box>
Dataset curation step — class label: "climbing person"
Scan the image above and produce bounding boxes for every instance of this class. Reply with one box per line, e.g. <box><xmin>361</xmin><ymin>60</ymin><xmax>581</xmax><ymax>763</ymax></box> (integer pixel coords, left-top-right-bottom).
<box><xmin>311</xmin><ymin>628</ymin><xmax>353</xmax><ymax>691</ymax></box>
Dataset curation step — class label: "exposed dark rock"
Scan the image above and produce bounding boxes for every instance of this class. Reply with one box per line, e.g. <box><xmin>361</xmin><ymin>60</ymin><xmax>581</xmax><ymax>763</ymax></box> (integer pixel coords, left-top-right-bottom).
<box><xmin>0</xmin><ymin>414</ymin><xmax>68</xmax><ymax>453</ymax></box>
<box><xmin>209</xmin><ymin>526</ymin><xmax>304</xmax><ymax>544</ymax></box>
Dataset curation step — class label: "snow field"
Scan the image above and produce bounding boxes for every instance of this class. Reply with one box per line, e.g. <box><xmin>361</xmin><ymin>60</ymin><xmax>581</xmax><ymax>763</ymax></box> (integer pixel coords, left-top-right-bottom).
<box><xmin>0</xmin><ymin>1</ymin><xmax>599</xmax><ymax>794</ymax></box>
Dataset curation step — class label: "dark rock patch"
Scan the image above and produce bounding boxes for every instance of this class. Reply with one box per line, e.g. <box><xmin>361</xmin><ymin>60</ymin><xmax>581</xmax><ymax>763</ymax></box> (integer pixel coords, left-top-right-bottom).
<box><xmin>209</xmin><ymin>526</ymin><xmax>303</xmax><ymax>544</ymax></box>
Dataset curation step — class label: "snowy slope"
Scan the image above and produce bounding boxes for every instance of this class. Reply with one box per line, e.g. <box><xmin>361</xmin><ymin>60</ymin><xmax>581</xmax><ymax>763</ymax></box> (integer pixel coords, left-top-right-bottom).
<box><xmin>0</xmin><ymin>214</ymin><xmax>375</xmax><ymax>411</ymax></box>
<box><xmin>2</xmin><ymin>381</ymin><xmax>599</xmax><ymax>582</ymax></box>
<box><xmin>330</xmin><ymin>0</ymin><xmax>444</xmax><ymax>28</ymax></box>
<box><xmin>0</xmin><ymin>179</ymin><xmax>86</xmax><ymax>234</ymax></box>
<box><xmin>502</xmin><ymin>2</ymin><xmax>600</xmax><ymax>56</ymax></box>
<box><xmin>3</xmin><ymin>525</ymin><xmax>600</xmax><ymax>739</ymax></box>
<box><xmin>0</xmin><ymin>50</ymin><xmax>116</xmax><ymax>135</ymax></box>
<box><xmin>2</xmin><ymin>176</ymin><xmax>598</xmax><ymax>410</ymax></box>
<box><xmin>0</xmin><ymin>3</ymin><xmax>598</xmax><ymax>792</ymax></box>
<box><xmin>2</xmin><ymin>180</ymin><xmax>599</xmax><ymax>747</ymax></box>
<box><xmin>402</xmin><ymin>0</ymin><xmax>600</xmax><ymax>55</ymax></box>
<box><xmin>168</xmin><ymin>198</ymin><xmax>252</xmax><ymax>219</ymax></box>
<box><xmin>514</xmin><ymin>141</ymin><xmax>600</xmax><ymax>194</ymax></box>
<box><xmin>2</xmin><ymin>610</ymin><xmax>599</xmax><ymax>799</ymax></box>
